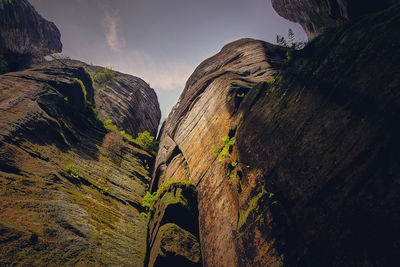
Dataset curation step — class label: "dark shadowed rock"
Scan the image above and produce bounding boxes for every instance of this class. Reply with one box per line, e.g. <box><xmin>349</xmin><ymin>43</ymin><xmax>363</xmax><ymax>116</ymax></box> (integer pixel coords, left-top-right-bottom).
<box><xmin>0</xmin><ymin>0</ymin><xmax>62</xmax><ymax>71</ymax></box>
<box><xmin>145</xmin><ymin>183</ymin><xmax>201</xmax><ymax>267</ymax></box>
<box><xmin>149</xmin><ymin>6</ymin><xmax>400</xmax><ymax>267</ymax></box>
<box><xmin>271</xmin><ymin>0</ymin><xmax>400</xmax><ymax>38</ymax></box>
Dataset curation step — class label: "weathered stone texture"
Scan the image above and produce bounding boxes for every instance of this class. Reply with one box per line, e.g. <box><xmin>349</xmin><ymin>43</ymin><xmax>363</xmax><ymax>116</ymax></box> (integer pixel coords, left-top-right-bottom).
<box><xmin>271</xmin><ymin>0</ymin><xmax>400</xmax><ymax>38</ymax></box>
<box><xmin>41</xmin><ymin>59</ymin><xmax>161</xmax><ymax>138</ymax></box>
<box><xmin>151</xmin><ymin>6</ymin><xmax>400</xmax><ymax>266</ymax></box>
<box><xmin>0</xmin><ymin>65</ymin><xmax>156</xmax><ymax>266</ymax></box>
<box><xmin>0</xmin><ymin>0</ymin><xmax>62</xmax><ymax>70</ymax></box>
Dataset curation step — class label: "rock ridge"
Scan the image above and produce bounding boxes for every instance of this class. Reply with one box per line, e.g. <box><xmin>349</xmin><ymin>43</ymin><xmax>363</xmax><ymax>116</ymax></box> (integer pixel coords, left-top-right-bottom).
<box><xmin>0</xmin><ymin>0</ymin><xmax>62</xmax><ymax>71</ymax></box>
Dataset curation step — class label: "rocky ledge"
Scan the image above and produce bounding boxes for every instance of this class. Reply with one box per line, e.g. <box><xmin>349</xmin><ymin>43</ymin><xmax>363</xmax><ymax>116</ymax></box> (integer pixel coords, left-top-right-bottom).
<box><xmin>0</xmin><ymin>0</ymin><xmax>62</xmax><ymax>71</ymax></box>
<box><xmin>271</xmin><ymin>0</ymin><xmax>400</xmax><ymax>38</ymax></box>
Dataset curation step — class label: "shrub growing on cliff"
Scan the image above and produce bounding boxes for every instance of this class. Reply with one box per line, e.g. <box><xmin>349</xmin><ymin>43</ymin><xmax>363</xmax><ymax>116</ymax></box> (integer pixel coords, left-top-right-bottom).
<box><xmin>95</xmin><ymin>67</ymin><xmax>116</xmax><ymax>86</ymax></box>
<box><xmin>104</xmin><ymin>119</ymin><xmax>119</xmax><ymax>132</ymax></box>
<box><xmin>102</xmin><ymin>132</ymin><xmax>125</xmax><ymax>154</ymax></box>
<box><xmin>276</xmin><ymin>28</ymin><xmax>306</xmax><ymax>62</ymax></box>
<box><xmin>134</xmin><ymin>131</ymin><xmax>157</xmax><ymax>153</ymax></box>
<box><xmin>74</xmin><ymin>78</ymin><xmax>88</xmax><ymax>101</ymax></box>
<box><xmin>61</xmin><ymin>164</ymin><xmax>80</xmax><ymax>179</ymax></box>
<box><xmin>211</xmin><ymin>135</ymin><xmax>235</xmax><ymax>161</ymax></box>
<box><xmin>141</xmin><ymin>178</ymin><xmax>195</xmax><ymax>215</ymax></box>
<box><xmin>103</xmin><ymin>120</ymin><xmax>156</xmax><ymax>153</ymax></box>
<box><xmin>104</xmin><ymin>120</ymin><xmax>135</xmax><ymax>142</ymax></box>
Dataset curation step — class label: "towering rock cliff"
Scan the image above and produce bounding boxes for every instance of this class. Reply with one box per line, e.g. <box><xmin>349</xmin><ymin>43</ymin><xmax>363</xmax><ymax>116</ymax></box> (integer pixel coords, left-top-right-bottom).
<box><xmin>271</xmin><ymin>0</ymin><xmax>400</xmax><ymax>38</ymax></box>
<box><xmin>0</xmin><ymin>63</ymin><xmax>160</xmax><ymax>266</ymax></box>
<box><xmin>148</xmin><ymin>4</ymin><xmax>400</xmax><ymax>267</ymax></box>
<box><xmin>0</xmin><ymin>0</ymin><xmax>62</xmax><ymax>71</ymax></box>
<box><xmin>0</xmin><ymin>1</ymin><xmax>161</xmax><ymax>265</ymax></box>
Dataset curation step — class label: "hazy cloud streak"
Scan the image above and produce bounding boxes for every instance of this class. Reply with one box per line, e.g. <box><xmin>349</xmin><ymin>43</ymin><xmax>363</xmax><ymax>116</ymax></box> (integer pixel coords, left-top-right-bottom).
<box><xmin>103</xmin><ymin>11</ymin><xmax>125</xmax><ymax>52</ymax></box>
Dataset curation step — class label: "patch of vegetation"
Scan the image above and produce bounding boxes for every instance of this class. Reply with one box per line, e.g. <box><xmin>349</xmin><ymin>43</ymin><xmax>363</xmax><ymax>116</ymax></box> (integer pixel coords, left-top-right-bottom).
<box><xmin>74</xmin><ymin>78</ymin><xmax>102</xmax><ymax>125</ymax></box>
<box><xmin>83</xmin><ymin>67</ymin><xmax>95</xmax><ymax>88</ymax></box>
<box><xmin>134</xmin><ymin>131</ymin><xmax>157</xmax><ymax>153</ymax></box>
<box><xmin>103</xmin><ymin>119</ymin><xmax>157</xmax><ymax>153</ymax></box>
<box><xmin>0</xmin><ymin>54</ymin><xmax>8</xmax><ymax>74</ymax></box>
<box><xmin>103</xmin><ymin>119</ymin><xmax>119</xmax><ymax>132</ymax></box>
<box><xmin>96</xmin><ymin>178</ymin><xmax>109</xmax><ymax>194</ymax></box>
<box><xmin>119</xmin><ymin>130</ymin><xmax>134</xmax><ymax>142</ymax></box>
<box><xmin>276</xmin><ymin>28</ymin><xmax>306</xmax><ymax>63</ymax></box>
<box><xmin>266</xmin><ymin>78</ymin><xmax>276</xmax><ymax>85</ymax></box>
<box><xmin>141</xmin><ymin>178</ymin><xmax>195</xmax><ymax>217</ymax></box>
<box><xmin>104</xmin><ymin>120</ymin><xmax>134</xmax><ymax>142</ymax></box>
<box><xmin>237</xmin><ymin>186</ymin><xmax>280</xmax><ymax>229</ymax></box>
<box><xmin>74</xmin><ymin>78</ymin><xmax>87</xmax><ymax>102</ymax></box>
<box><xmin>237</xmin><ymin>93</ymin><xmax>245</xmax><ymax>98</ymax></box>
<box><xmin>94</xmin><ymin>67</ymin><xmax>116</xmax><ymax>86</ymax></box>
<box><xmin>227</xmin><ymin>96</ymin><xmax>232</xmax><ymax>102</ymax></box>
<box><xmin>85</xmin><ymin>100</ymin><xmax>101</xmax><ymax>121</ymax></box>
<box><xmin>63</xmin><ymin>97</ymin><xmax>68</xmax><ymax>104</ymax></box>
<box><xmin>228</xmin><ymin>172</ymin><xmax>238</xmax><ymax>184</ymax></box>
<box><xmin>226</xmin><ymin>161</ymin><xmax>242</xmax><ymax>185</ymax></box>
<box><xmin>211</xmin><ymin>135</ymin><xmax>235</xmax><ymax>162</ymax></box>
<box><xmin>61</xmin><ymin>164</ymin><xmax>80</xmax><ymax>179</ymax></box>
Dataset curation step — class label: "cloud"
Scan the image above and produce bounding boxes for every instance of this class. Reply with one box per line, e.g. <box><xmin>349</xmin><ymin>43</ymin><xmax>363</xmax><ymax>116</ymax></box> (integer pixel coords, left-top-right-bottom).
<box><xmin>103</xmin><ymin>12</ymin><xmax>125</xmax><ymax>52</ymax></box>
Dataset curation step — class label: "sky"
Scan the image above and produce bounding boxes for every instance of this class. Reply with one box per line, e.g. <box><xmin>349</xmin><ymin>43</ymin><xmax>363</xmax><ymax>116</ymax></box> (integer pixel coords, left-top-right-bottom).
<box><xmin>29</xmin><ymin>0</ymin><xmax>306</xmax><ymax>118</ymax></box>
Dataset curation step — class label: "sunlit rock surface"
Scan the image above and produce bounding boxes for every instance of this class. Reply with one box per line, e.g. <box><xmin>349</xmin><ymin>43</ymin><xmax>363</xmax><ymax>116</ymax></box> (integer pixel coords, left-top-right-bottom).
<box><xmin>150</xmin><ymin>38</ymin><xmax>285</xmax><ymax>266</ymax></box>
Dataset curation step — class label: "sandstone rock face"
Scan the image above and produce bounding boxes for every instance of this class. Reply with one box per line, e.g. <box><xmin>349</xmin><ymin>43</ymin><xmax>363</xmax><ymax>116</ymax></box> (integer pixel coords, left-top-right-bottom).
<box><xmin>271</xmin><ymin>0</ymin><xmax>400</xmax><ymax>38</ymax></box>
<box><xmin>151</xmin><ymin>38</ymin><xmax>285</xmax><ymax>266</ymax></box>
<box><xmin>40</xmin><ymin>59</ymin><xmax>161</xmax><ymax>138</ymax></box>
<box><xmin>150</xmin><ymin>6</ymin><xmax>400</xmax><ymax>266</ymax></box>
<box><xmin>0</xmin><ymin>65</ymin><xmax>156</xmax><ymax>266</ymax></box>
<box><xmin>0</xmin><ymin>0</ymin><xmax>62</xmax><ymax>71</ymax></box>
<box><xmin>145</xmin><ymin>183</ymin><xmax>201</xmax><ymax>267</ymax></box>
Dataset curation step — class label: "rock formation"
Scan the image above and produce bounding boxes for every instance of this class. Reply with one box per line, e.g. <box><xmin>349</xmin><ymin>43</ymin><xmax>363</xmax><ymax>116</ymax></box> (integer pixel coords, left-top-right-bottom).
<box><xmin>1</xmin><ymin>0</ymin><xmax>400</xmax><ymax>266</ymax></box>
<box><xmin>40</xmin><ymin>59</ymin><xmax>161</xmax><ymax>138</ymax></box>
<box><xmin>148</xmin><ymin>5</ymin><xmax>400</xmax><ymax>266</ymax></box>
<box><xmin>271</xmin><ymin>0</ymin><xmax>400</xmax><ymax>38</ymax></box>
<box><xmin>0</xmin><ymin>1</ymin><xmax>163</xmax><ymax>265</ymax></box>
<box><xmin>0</xmin><ymin>0</ymin><xmax>62</xmax><ymax>71</ymax></box>
<box><xmin>0</xmin><ymin>64</ymin><xmax>160</xmax><ymax>266</ymax></box>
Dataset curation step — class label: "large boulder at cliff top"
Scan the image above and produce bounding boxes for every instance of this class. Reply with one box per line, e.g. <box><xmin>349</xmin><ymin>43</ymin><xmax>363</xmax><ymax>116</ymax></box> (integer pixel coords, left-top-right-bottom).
<box><xmin>38</xmin><ymin>59</ymin><xmax>161</xmax><ymax>138</ymax></box>
<box><xmin>0</xmin><ymin>0</ymin><xmax>62</xmax><ymax>71</ymax></box>
<box><xmin>271</xmin><ymin>0</ymin><xmax>400</xmax><ymax>38</ymax></box>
